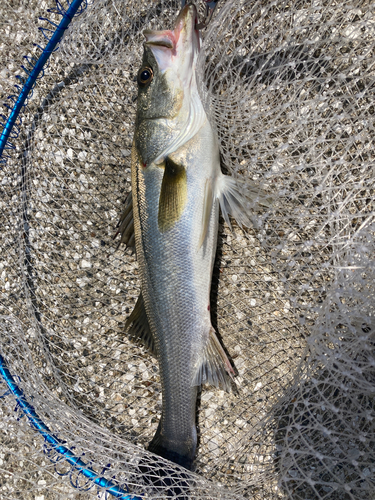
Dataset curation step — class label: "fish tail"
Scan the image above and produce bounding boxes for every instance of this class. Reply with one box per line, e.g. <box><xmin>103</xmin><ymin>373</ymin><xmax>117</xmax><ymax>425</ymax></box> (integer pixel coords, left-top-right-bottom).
<box><xmin>148</xmin><ymin>422</ymin><xmax>196</xmax><ymax>471</ymax></box>
<box><xmin>139</xmin><ymin>423</ymin><xmax>194</xmax><ymax>498</ymax></box>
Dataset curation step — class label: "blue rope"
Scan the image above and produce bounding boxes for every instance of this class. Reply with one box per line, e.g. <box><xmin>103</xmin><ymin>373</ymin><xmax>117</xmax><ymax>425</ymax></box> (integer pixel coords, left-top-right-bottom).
<box><xmin>0</xmin><ymin>353</ymin><xmax>143</xmax><ymax>499</ymax></box>
<box><xmin>0</xmin><ymin>0</ymin><xmax>86</xmax><ymax>163</ymax></box>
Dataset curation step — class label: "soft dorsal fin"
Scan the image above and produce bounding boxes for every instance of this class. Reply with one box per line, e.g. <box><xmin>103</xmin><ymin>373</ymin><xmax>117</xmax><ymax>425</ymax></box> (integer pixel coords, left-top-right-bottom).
<box><xmin>125</xmin><ymin>293</ymin><xmax>156</xmax><ymax>357</ymax></box>
<box><xmin>192</xmin><ymin>327</ymin><xmax>237</xmax><ymax>393</ymax></box>
<box><xmin>158</xmin><ymin>157</ymin><xmax>187</xmax><ymax>233</ymax></box>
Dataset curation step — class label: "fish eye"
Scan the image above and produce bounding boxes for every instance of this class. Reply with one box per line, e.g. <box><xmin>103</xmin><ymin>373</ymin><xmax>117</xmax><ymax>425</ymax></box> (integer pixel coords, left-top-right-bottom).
<box><xmin>137</xmin><ymin>67</ymin><xmax>153</xmax><ymax>88</ymax></box>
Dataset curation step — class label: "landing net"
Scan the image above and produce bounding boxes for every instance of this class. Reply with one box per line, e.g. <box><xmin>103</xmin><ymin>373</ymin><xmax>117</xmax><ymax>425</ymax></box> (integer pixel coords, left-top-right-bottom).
<box><xmin>0</xmin><ymin>1</ymin><xmax>374</xmax><ymax>498</ymax></box>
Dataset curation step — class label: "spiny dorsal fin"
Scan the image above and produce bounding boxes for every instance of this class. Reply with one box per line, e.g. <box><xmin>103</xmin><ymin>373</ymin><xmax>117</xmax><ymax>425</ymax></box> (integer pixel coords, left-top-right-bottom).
<box><xmin>114</xmin><ymin>192</ymin><xmax>135</xmax><ymax>251</ymax></box>
<box><xmin>125</xmin><ymin>292</ymin><xmax>156</xmax><ymax>357</ymax></box>
<box><xmin>192</xmin><ymin>327</ymin><xmax>237</xmax><ymax>393</ymax></box>
<box><xmin>158</xmin><ymin>157</ymin><xmax>187</xmax><ymax>233</ymax></box>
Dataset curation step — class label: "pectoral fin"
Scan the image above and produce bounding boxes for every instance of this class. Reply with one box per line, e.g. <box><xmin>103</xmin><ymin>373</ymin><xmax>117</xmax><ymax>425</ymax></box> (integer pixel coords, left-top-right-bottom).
<box><xmin>125</xmin><ymin>293</ymin><xmax>156</xmax><ymax>357</ymax></box>
<box><xmin>192</xmin><ymin>327</ymin><xmax>237</xmax><ymax>393</ymax></box>
<box><xmin>216</xmin><ymin>174</ymin><xmax>272</xmax><ymax>231</ymax></box>
<box><xmin>158</xmin><ymin>157</ymin><xmax>187</xmax><ymax>233</ymax></box>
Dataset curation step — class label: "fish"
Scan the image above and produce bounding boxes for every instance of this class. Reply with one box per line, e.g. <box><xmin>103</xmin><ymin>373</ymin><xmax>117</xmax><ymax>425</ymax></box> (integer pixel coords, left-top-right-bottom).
<box><xmin>118</xmin><ymin>3</ymin><xmax>262</xmax><ymax>471</ymax></box>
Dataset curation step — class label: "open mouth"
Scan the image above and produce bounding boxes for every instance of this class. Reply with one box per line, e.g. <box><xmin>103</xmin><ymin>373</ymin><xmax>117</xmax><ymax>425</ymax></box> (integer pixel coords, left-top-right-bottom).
<box><xmin>142</xmin><ymin>2</ymin><xmax>200</xmax><ymax>54</ymax></box>
<box><xmin>143</xmin><ymin>29</ymin><xmax>176</xmax><ymax>50</ymax></box>
<box><xmin>145</xmin><ymin>37</ymin><xmax>174</xmax><ymax>49</ymax></box>
<box><xmin>143</xmin><ymin>4</ymin><xmax>200</xmax><ymax>74</ymax></box>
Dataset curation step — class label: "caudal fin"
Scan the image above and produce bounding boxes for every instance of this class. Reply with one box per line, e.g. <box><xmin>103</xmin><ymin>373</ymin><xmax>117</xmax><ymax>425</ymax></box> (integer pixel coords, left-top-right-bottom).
<box><xmin>148</xmin><ymin>422</ymin><xmax>196</xmax><ymax>471</ymax></box>
<box><xmin>139</xmin><ymin>423</ymin><xmax>193</xmax><ymax>498</ymax></box>
<box><xmin>139</xmin><ymin>457</ymin><xmax>191</xmax><ymax>499</ymax></box>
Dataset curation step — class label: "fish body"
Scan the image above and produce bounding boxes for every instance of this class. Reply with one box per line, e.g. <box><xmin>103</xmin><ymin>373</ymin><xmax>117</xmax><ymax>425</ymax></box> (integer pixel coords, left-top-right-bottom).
<box><xmin>133</xmin><ymin>119</ymin><xmax>223</xmax><ymax>469</ymax></box>
<box><xmin>125</xmin><ymin>3</ymin><xmax>252</xmax><ymax>470</ymax></box>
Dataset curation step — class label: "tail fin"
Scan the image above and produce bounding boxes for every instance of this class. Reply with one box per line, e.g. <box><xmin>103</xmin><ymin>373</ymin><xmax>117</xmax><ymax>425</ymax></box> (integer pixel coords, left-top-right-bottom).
<box><xmin>148</xmin><ymin>421</ymin><xmax>196</xmax><ymax>471</ymax></box>
<box><xmin>139</xmin><ymin>422</ymin><xmax>194</xmax><ymax>498</ymax></box>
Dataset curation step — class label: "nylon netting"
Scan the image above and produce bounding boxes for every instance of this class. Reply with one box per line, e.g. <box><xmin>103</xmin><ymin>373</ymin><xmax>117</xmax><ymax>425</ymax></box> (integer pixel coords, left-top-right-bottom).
<box><xmin>0</xmin><ymin>0</ymin><xmax>374</xmax><ymax>499</ymax></box>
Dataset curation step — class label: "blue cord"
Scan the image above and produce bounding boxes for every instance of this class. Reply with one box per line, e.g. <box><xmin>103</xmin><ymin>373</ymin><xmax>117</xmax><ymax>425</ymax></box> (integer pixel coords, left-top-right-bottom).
<box><xmin>0</xmin><ymin>353</ymin><xmax>143</xmax><ymax>499</ymax></box>
<box><xmin>0</xmin><ymin>0</ymin><xmax>86</xmax><ymax>162</ymax></box>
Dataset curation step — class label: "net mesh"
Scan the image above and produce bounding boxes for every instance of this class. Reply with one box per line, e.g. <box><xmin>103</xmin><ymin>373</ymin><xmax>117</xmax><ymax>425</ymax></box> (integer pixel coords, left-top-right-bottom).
<box><xmin>0</xmin><ymin>0</ymin><xmax>374</xmax><ymax>498</ymax></box>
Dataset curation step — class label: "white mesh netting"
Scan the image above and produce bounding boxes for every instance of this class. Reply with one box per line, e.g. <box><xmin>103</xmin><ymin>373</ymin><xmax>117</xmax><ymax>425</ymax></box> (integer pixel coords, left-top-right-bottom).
<box><xmin>0</xmin><ymin>0</ymin><xmax>374</xmax><ymax>498</ymax></box>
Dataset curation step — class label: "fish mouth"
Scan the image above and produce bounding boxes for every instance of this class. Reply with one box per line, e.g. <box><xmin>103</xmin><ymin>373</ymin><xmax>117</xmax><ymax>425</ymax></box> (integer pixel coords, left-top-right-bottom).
<box><xmin>173</xmin><ymin>2</ymin><xmax>200</xmax><ymax>50</ymax></box>
<box><xmin>143</xmin><ymin>3</ymin><xmax>200</xmax><ymax>82</ymax></box>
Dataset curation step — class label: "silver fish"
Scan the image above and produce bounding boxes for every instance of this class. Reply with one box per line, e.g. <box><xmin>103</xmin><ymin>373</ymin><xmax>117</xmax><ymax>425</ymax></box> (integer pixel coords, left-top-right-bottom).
<box><xmin>120</xmin><ymin>3</ymin><xmax>256</xmax><ymax>470</ymax></box>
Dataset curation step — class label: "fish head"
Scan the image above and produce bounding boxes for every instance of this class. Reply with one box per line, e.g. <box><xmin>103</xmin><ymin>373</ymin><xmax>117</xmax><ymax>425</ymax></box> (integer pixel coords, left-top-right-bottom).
<box><xmin>135</xmin><ymin>3</ymin><xmax>206</xmax><ymax>166</ymax></box>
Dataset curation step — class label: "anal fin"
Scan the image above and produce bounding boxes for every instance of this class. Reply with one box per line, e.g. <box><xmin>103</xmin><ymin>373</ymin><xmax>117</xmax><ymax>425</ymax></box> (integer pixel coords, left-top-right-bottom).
<box><xmin>192</xmin><ymin>327</ymin><xmax>236</xmax><ymax>393</ymax></box>
<box><xmin>125</xmin><ymin>292</ymin><xmax>156</xmax><ymax>357</ymax></box>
